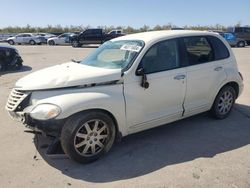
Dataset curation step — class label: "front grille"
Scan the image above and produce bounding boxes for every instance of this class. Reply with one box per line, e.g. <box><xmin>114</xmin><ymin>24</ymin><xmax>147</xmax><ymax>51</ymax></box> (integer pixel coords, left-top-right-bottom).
<box><xmin>5</xmin><ymin>89</ymin><xmax>29</xmax><ymax>111</ymax></box>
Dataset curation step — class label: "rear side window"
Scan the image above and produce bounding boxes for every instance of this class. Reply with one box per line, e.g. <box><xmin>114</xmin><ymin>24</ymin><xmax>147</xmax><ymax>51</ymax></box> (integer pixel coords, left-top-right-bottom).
<box><xmin>183</xmin><ymin>36</ymin><xmax>214</xmax><ymax>65</ymax></box>
<box><xmin>207</xmin><ymin>36</ymin><xmax>230</xmax><ymax>60</ymax></box>
<box><xmin>141</xmin><ymin>39</ymin><xmax>180</xmax><ymax>74</ymax></box>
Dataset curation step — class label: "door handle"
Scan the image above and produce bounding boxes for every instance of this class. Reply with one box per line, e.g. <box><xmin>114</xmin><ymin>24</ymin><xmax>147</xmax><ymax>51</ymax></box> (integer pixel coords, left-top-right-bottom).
<box><xmin>214</xmin><ymin>66</ymin><xmax>223</xmax><ymax>71</ymax></box>
<box><xmin>174</xmin><ymin>75</ymin><xmax>186</xmax><ymax>80</ymax></box>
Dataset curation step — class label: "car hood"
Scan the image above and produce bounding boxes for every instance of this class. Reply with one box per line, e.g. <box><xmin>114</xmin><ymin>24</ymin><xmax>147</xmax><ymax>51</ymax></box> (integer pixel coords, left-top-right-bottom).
<box><xmin>15</xmin><ymin>62</ymin><xmax>122</xmax><ymax>90</ymax></box>
<box><xmin>7</xmin><ymin>37</ymin><xmax>15</xmax><ymax>40</ymax></box>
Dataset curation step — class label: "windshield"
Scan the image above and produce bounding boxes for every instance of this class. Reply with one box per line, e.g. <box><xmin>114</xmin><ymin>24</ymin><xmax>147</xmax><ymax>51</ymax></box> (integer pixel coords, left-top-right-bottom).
<box><xmin>80</xmin><ymin>40</ymin><xmax>144</xmax><ymax>69</ymax></box>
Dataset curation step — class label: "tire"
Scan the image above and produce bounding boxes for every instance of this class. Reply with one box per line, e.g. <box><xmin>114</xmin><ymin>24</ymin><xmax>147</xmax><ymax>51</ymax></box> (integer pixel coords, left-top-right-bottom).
<box><xmin>48</xmin><ymin>40</ymin><xmax>55</xmax><ymax>45</ymax></box>
<box><xmin>8</xmin><ymin>40</ymin><xmax>15</xmax><ymax>45</ymax></box>
<box><xmin>61</xmin><ymin>110</ymin><xmax>116</xmax><ymax>164</ymax></box>
<box><xmin>210</xmin><ymin>86</ymin><xmax>236</xmax><ymax>119</ymax></box>
<box><xmin>72</xmin><ymin>40</ymin><xmax>80</xmax><ymax>48</ymax></box>
<box><xmin>237</xmin><ymin>41</ymin><xmax>245</xmax><ymax>48</ymax></box>
<box><xmin>29</xmin><ymin>40</ymin><xmax>36</xmax><ymax>45</ymax></box>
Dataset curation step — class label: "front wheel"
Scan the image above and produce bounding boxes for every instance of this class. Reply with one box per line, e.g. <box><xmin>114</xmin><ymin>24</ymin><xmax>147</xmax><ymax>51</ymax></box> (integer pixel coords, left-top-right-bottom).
<box><xmin>48</xmin><ymin>40</ymin><xmax>55</xmax><ymax>45</ymax></box>
<box><xmin>61</xmin><ymin>111</ymin><xmax>116</xmax><ymax>163</ymax></box>
<box><xmin>72</xmin><ymin>40</ymin><xmax>80</xmax><ymax>48</ymax></box>
<box><xmin>8</xmin><ymin>40</ymin><xmax>15</xmax><ymax>45</ymax></box>
<box><xmin>210</xmin><ymin>86</ymin><xmax>236</xmax><ymax>119</ymax></box>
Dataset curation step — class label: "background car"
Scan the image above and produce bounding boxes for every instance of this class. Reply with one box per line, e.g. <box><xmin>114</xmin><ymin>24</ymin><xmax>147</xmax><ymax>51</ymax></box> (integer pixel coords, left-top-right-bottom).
<box><xmin>0</xmin><ymin>45</ymin><xmax>23</xmax><ymax>71</ymax></box>
<box><xmin>228</xmin><ymin>26</ymin><xmax>250</xmax><ymax>45</ymax></box>
<box><xmin>47</xmin><ymin>33</ymin><xmax>76</xmax><ymax>45</ymax></box>
<box><xmin>71</xmin><ymin>28</ymin><xmax>125</xmax><ymax>47</ymax></box>
<box><xmin>218</xmin><ymin>32</ymin><xmax>247</xmax><ymax>47</ymax></box>
<box><xmin>36</xmin><ymin>33</ymin><xmax>56</xmax><ymax>43</ymax></box>
<box><xmin>6</xmin><ymin>33</ymin><xmax>44</xmax><ymax>45</ymax></box>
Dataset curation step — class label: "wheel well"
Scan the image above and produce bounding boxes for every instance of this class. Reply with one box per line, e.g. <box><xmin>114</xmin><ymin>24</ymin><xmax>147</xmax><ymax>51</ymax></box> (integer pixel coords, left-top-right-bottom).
<box><xmin>73</xmin><ymin>109</ymin><xmax>121</xmax><ymax>140</ymax></box>
<box><xmin>224</xmin><ymin>82</ymin><xmax>239</xmax><ymax>98</ymax></box>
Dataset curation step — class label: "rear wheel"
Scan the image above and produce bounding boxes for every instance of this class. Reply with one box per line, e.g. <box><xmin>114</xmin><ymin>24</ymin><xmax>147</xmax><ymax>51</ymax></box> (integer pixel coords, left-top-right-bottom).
<box><xmin>237</xmin><ymin>41</ymin><xmax>245</xmax><ymax>48</ymax></box>
<box><xmin>61</xmin><ymin>111</ymin><xmax>116</xmax><ymax>163</ymax></box>
<box><xmin>211</xmin><ymin>86</ymin><xmax>236</xmax><ymax>119</ymax></box>
<box><xmin>29</xmin><ymin>40</ymin><xmax>36</xmax><ymax>45</ymax></box>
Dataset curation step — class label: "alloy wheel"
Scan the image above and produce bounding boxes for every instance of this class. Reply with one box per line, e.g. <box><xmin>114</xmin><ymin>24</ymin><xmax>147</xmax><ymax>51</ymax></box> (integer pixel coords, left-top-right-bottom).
<box><xmin>217</xmin><ymin>90</ymin><xmax>234</xmax><ymax>115</ymax></box>
<box><xmin>74</xmin><ymin>119</ymin><xmax>109</xmax><ymax>157</ymax></box>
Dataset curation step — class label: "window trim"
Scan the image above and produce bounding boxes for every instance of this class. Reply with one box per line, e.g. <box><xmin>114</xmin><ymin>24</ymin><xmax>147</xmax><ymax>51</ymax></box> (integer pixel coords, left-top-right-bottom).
<box><xmin>136</xmin><ymin>38</ymin><xmax>185</xmax><ymax>75</ymax></box>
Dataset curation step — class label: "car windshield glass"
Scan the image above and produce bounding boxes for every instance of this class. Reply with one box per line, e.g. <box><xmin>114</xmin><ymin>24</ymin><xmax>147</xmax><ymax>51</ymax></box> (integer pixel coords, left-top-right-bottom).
<box><xmin>80</xmin><ymin>40</ymin><xmax>144</xmax><ymax>69</ymax></box>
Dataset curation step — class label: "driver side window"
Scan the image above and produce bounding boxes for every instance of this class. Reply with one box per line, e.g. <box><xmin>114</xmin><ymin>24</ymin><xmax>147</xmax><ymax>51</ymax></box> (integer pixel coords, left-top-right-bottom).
<box><xmin>141</xmin><ymin>39</ymin><xmax>180</xmax><ymax>74</ymax></box>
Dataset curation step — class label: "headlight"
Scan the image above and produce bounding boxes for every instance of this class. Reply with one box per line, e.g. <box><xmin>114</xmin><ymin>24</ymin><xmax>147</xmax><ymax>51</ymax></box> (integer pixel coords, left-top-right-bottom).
<box><xmin>30</xmin><ymin>104</ymin><xmax>61</xmax><ymax>120</ymax></box>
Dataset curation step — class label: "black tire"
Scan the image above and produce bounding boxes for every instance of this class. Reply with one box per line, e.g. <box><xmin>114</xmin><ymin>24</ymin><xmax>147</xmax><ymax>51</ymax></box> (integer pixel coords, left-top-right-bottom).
<box><xmin>8</xmin><ymin>40</ymin><xmax>15</xmax><ymax>45</ymax></box>
<box><xmin>72</xmin><ymin>40</ymin><xmax>80</xmax><ymax>48</ymax></box>
<box><xmin>210</xmin><ymin>86</ymin><xmax>236</xmax><ymax>119</ymax></box>
<box><xmin>61</xmin><ymin>110</ymin><xmax>116</xmax><ymax>164</ymax></box>
<box><xmin>29</xmin><ymin>40</ymin><xmax>36</xmax><ymax>45</ymax></box>
<box><xmin>48</xmin><ymin>40</ymin><xmax>55</xmax><ymax>45</ymax></box>
<box><xmin>237</xmin><ymin>41</ymin><xmax>245</xmax><ymax>48</ymax></box>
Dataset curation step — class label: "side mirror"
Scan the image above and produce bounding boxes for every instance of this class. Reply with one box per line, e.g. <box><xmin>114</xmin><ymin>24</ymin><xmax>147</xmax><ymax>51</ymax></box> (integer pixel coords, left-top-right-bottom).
<box><xmin>136</xmin><ymin>68</ymin><xmax>149</xmax><ymax>89</ymax></box>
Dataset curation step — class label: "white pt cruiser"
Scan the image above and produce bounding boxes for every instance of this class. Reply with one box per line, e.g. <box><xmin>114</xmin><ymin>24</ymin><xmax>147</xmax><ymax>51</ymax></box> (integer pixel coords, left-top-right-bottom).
<box><xmin>6</xmin><ymin>31</ymin><xmax>243</xmax><ymax>163</ymax></box>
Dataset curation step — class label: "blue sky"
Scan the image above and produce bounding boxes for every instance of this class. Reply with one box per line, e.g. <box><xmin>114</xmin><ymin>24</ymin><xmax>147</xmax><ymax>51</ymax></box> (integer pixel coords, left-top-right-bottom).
<box><xmin>0</xmin><ymin>0</ymin><xmax>249</xmax><ymax>28</ymax></box>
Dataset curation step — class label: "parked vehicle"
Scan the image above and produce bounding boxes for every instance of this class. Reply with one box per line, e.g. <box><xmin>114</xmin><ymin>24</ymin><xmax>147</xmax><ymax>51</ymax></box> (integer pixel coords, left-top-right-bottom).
<box><xmin>7</xmin><ymin>33</ymin><xmax>44</xmax><ymax>45</ymax></box>
<box><xmin>71</xmin><ymin>28</ymin><xmax>124</xmax><ymax>47</ymax></box>
<box><xmin>6</xmin><ymin>30</ymin><xmax>243</xmax><ymax>163</ymax></box>
<box><xmin>0</xmin><ymin>45</ymin><xmax>23</xmax><ymax>71</ymax></box>
<box><xmin>218</xmin><ymin>32</ymin><xmax>247</xmax><ymax>47</ymax></box>
<box><xmin>228</xmin><ymin>26</ymin><xmax>250</xmax><ymax>45</ymax></box>
<box><xmin>36</xmin><ymin>33</ymin><xmax>56</xmax><ymax>43</ymax></box>
<box><xmin>47</xmin><ymin>33</ymin><xmax>76</xmax><ymax>45</ymax></box>
<box><xmin>108</xmin><ymin>30</ymin><xmax>124</xmax><ymax>35</ymax></box>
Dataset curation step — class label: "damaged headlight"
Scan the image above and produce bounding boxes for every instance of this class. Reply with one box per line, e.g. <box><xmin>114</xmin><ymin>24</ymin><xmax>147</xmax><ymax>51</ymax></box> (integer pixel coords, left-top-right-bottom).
<box><xmin>30</xmin><ymin>104</ymin><xmax>61</xmax><ymax>120</ymax></box>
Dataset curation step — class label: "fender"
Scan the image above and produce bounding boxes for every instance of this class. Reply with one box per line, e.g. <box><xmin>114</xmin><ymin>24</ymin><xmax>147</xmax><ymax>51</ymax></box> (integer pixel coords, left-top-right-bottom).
<box><xmin>28</xmin><ymin>84</ymin><xmax>128</xmax><ymax>136</ymax></box>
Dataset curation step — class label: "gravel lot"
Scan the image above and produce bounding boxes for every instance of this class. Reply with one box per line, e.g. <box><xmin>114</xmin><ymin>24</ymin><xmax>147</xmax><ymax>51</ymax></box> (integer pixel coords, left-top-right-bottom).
<box><xmin>0</xmin><ymin>44</ymin><xmax>249</xmax><ymax>188</ymax></box>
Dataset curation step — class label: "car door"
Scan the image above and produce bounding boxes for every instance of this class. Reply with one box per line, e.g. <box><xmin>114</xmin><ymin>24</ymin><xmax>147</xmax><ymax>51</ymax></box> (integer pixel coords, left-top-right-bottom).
<box><xmin>182</xmin><ymin>36</ymin><xmax>228</xmax><ymax>117</ymax></box>
<box><xmin>124</xmin><ymin>39</ymin><xmax>187</xmax><ymax>132</ymax></box>
<box><xmin>15</xmin><ymin>35</ymin><xmax>23</xmax><ymax>43</ymax></box>
<box><xmin>23</xmin><ymin>34</ymin><xmax>32</xmax><ymax>44</ymax></box>
<box><xmin>57</xmin><ymin>34</ymin><xmax>66</xmax><ymax>44</ymax></box>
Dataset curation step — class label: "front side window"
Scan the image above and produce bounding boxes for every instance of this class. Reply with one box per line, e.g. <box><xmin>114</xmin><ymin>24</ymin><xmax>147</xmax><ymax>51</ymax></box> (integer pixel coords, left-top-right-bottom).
<box><xmin>183</xmin><ymin>36</ymin><xmax>214</xmax><ymax>65</ymax></box>
<box><xmin>80</xmin><ymin>40</ymin><xmax>144</xmax><ymax>69</ymax></box>
<box><xmin>141</xmin><ymin>39</ymin><xmax>180</xmax><ymax>74</ymax></box>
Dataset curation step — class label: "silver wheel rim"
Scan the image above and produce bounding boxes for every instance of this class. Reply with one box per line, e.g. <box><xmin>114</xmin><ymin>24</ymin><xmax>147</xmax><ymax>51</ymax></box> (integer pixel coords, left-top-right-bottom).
<box><xmin>218</xmin><ymin>91</ymin><xmax>234</xmax><ymax>115</ymax></box>
<box><xmin>73</xmin><ymin>41</ymin><xmax>78</xmax><ymax>47</ymax></box>
<box><xmin>74</xmin><ymin>119</ymin><xmax>109</xmax><ymax>157</ymax></box>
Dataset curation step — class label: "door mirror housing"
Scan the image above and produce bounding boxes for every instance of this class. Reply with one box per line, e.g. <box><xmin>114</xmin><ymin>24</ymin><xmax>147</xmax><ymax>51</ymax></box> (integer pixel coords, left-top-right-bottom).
<box><xmin>136</xmin><ymin>68</ymin><xmax>149</xmax><ymax>89</ymax></box>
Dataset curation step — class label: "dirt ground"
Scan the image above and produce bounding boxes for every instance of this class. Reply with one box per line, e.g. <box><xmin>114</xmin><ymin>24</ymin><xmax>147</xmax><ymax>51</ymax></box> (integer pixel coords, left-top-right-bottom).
<box><xmin>0</xmin><ymin>44</ymin><xmax>249</xmax><ymax>188</ymax></box>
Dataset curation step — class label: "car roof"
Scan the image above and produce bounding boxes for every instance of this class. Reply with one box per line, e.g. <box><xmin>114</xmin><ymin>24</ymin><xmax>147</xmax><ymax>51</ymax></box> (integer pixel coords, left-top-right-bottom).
<box><xmin>112</xmin><ymin>30</ymin><xmax>220</xmax><ymax>44</ymax></box>
<box><xmin>0</xmin><ymin>45</ymin><xmax>16</xmax><ymax>50</ymax></box>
